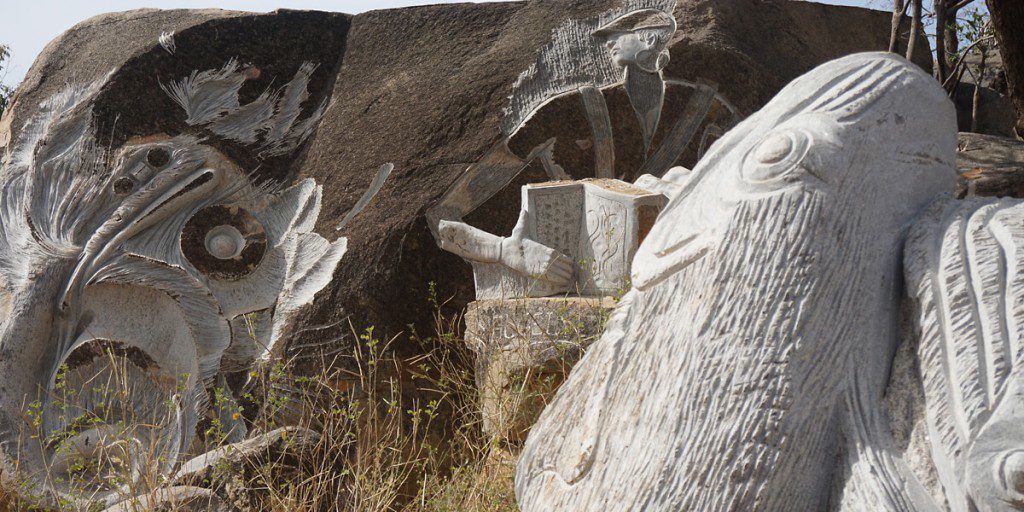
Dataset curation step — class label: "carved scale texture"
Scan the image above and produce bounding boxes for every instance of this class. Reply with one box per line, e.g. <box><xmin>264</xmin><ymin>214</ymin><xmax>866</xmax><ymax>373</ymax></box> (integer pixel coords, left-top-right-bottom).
<box><xmin>518</xmin><ymin>190</ymin><xmax>865</xmax><ymax>510</ymax></box>
<box><xmin>904</xmin><ymin>199</ymin><xmax>1024</xmax><ymax>510</ymax></box>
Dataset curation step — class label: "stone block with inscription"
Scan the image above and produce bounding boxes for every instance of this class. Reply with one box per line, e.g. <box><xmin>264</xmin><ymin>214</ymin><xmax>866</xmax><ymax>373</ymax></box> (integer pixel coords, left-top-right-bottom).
<box><xmin>464</xmin><ymin>297</ymin><xmax>615</xmax><ymax>441</ymax></box>
<box><xmin>471</xmin><ymin>179</ymin><xmax>666</xmax><ymax>300</ymax></box>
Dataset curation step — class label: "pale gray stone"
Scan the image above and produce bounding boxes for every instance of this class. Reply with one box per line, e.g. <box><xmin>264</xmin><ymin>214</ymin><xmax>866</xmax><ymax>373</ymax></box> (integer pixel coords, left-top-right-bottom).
<box><xmin>465</xmin><ymin>179</ymin><xmax>665</xmax><ymax>300</ymax></box>
<box><xmin>173</xmin><ymin>427</ymin><xmax>320</xmax><ymax>488</ymax></box>
<box><xmin>465</xmin><ymin>297</ymin><xmax>615</xmax><ymax>441</ymax></box>
<box><xmin>0</xmin><ymin>60</ymin><xmax>381</xmax><ymax>508</ymax></box>
<box><xmin>516</xmin><ymin>52</ymin><xmax>958</xmax><ymax>511</ymax></box>
<box><xmin>102</xmin><ymin>486</ymin><xmax>230</xmax><ymax>512</ymax></box>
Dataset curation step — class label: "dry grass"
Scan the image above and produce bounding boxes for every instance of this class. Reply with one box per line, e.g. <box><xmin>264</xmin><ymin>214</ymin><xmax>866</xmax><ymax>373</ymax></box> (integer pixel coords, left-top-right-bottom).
<box><xmin>1</xmin><ymin>294</ymin><xmax>522</xmax><ymax>512</ymax></box>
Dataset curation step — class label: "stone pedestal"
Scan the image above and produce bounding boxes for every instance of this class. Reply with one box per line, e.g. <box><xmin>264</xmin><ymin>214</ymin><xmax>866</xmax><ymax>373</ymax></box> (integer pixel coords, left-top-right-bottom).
<box><xmin>464</xmin><ymin>297</ymin><xmax>616</xmax><ymax>442</ymax></box>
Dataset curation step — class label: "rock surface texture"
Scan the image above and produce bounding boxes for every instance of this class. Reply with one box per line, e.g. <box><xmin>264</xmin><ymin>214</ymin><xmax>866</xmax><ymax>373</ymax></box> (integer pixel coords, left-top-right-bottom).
<box><xmin>465</xmin><ymin>297</ymin><xmax>615</xmax><ymax>441</ymax></box>
<box><xmin>516</xmin><ymin>52</ymin><xmax>958</xmax><ymax>511</ymax></box>
<box><xmin>0</xmin><ymin>1</ymin><xmax>931</xmax><ymax>374</ymax></box>
<box><xmin>0</xmin><ymin>0</ymin><xmax>938</xmax><ymax>508</ymax></box>
<box><xmin>958</xmin><ymin>132</ymin><xmax>1024</xmax><ymax>198</ymax></box>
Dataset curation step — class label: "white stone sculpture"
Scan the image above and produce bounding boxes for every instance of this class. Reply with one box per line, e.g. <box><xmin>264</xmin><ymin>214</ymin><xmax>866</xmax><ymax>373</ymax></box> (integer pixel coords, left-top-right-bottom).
<box><xmin>429</xmin><ymin>3</ymin><xmax>738</xmax><ymax>286</ymax></box>
<box><xmin>0</xmin><ymin>61</ymin><xmax>377</xmax><ymax>508</ymax></box>
<box><xmin>895</xmin><ymin>199</ymin><xmax>1024</xmax><ymax>511</ymax></box>
<box><xmin>516</xmin><ymin>52</ymin><xmax>960</xmax><ymax>511</ymax></box>
<box><xmin>444</xmin><ymin>179</ymin><xmax>665</xmax><ymax>299</ymax></box>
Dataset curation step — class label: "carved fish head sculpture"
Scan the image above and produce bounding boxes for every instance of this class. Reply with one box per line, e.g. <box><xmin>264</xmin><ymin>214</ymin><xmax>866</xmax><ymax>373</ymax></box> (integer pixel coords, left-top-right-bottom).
<box><xmin>0</xmin><ymin>64</ymin><xmax>345</xmax><ymax>507</ymax></box>
<box><xmin>516</xmin><ymin>52</ymin><xmax>956</xmax><ymax>511</ymax></box>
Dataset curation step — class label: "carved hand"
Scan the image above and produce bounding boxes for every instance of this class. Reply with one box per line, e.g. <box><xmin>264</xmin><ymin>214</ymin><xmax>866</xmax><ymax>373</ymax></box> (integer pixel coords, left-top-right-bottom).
<box><xmin>500</xmin><ymin>235</ymin><xmax>574</xmax><ymax>287</ymax></box>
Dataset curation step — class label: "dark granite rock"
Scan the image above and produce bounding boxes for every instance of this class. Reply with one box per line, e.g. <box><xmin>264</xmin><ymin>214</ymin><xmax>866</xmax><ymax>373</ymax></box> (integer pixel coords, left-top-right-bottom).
<box><xmin>953</xmin><ymin>82</ymin><xmax>1017</xmax><ymax>138</ymax></box>
<box><xmin>0</xmin><ymin>0</ymin><xmax>927</xmax><ymax>376</ymax></box>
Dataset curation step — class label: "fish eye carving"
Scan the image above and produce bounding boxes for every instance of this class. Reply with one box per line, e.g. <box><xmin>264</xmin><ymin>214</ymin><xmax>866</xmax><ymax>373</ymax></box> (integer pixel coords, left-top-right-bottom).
<box><xmin>998</xmin><ymin>450</ymin><xmax>1024</xmax><ymax>505</ymax></box>
<box><xmin>741</xmin><ymin>129</ymin><xmax>811</xmax><ymax>185</ymax></box>
<box><xmin>181</xmin><ymin>205</ymin><xmax>267</xmax><ymax>280</ymax></box>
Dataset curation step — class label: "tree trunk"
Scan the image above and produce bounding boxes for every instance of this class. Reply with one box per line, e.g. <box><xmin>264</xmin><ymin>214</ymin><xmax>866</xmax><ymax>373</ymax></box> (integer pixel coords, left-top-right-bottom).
<box><xmin>890</xmin><ymin>0</ymin><xmax>906</xmax><ymax>53</ymax></box>
<box><xmin>987</xmin><ymin>0</ymin><xmax>1024</xmax><ymax>138</ymax></box>
<box><xmin>934</xmin><ymin>0</ymin><xmax>950</xmax><ymax>83</ymax></box>
<box><xmin>906</xmin><ymin>0</ymin><xmax>923</xmax><ymax>61</ymax></box>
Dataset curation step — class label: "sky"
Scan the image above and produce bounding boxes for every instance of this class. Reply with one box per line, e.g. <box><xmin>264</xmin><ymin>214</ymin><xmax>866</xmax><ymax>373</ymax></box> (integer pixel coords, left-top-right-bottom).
<box><xmin>0</xmin><ymin>0</ymin><xmax>879</xmax><ymax>89</ymax></box>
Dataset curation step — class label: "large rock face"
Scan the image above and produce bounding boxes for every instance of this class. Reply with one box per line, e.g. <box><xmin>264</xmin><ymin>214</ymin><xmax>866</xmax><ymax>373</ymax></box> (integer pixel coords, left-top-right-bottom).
<box><xmin>0</xmin><ymin>0</ymin><xmax>928</xmax><ymax>372</ymax></box>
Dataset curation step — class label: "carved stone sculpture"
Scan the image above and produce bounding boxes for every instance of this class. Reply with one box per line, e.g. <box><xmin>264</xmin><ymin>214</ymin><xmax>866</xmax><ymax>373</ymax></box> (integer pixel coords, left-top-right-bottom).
<box><xmin>448</xmin><ymin>179</ymin><xmax>665</xmax><ymax>299</ymax></box>
<box><xmin>516</xmin><ymin>52</ymin><xmax>959</xmax><ymax>510</ymax></box>
<box><xmin>889</xmin><ymin>199</ymin><xmax>1024</xmax><ymax>511</ymax></box>
<box><xmin>465</xmin><ymin>297</ymin><xmax>615</xmax><ymax>441</ymax></box>
<box><xmin>1</xmin><ymin>3</ymin><xmax>930</xmax><ymax>380</ymax></box>
<box><xmin>429</xmin><ymin>3</ymin><xmax>738</xmax><ymax>290</ymax></box>
<box><xmin>0</xmin><ymin>60</ymin><xmax>379</xmax><ymax>508</ymax></box>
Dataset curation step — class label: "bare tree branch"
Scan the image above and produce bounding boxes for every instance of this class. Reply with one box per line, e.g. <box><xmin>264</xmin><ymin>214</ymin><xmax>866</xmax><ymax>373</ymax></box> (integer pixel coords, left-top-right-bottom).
<box><xmin>949</xmin><ymin>0</ymin><xmax>975</xmax><ymax>13</ymax></box>
<box><xmin>906</xmin><ymin>0</ymin><xmax>924</xmax><ymax>61</ymax></box>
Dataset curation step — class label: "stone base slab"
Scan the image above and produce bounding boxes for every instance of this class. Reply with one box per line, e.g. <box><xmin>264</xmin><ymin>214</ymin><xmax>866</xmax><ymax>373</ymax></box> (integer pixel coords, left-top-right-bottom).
<box><xmin>464</xmin><ymin>297</ymin><xmax>615</xmax><ymax>442</ymax></box>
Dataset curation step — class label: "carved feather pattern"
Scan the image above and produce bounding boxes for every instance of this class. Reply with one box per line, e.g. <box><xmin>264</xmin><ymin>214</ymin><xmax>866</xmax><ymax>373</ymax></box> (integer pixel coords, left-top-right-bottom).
<box><xmin>904</xmin><ymin>198</ymin><xmax>1024</xmax><ymax>509</ymax></box>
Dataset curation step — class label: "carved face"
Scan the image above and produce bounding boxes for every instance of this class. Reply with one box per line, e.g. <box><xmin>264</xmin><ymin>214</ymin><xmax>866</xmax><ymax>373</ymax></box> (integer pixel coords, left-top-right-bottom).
<box><xmin>633</xmin><ymin>54</ymin><xmax>954</xmax><ymax>292</ymax></box>
<box><xmin>0</xmin><ymin>62</ymin><xmax>342</xmax><ymax>507</ymax></box>
<box><xmin>604</xmin><ymin>32</ymin><xmax>646</xmax><ymax>67</ymax></box>
<box><xmin>602</xmin><ymin>29</ymin><xmax>668</xmax><ymax>73</ymax></box>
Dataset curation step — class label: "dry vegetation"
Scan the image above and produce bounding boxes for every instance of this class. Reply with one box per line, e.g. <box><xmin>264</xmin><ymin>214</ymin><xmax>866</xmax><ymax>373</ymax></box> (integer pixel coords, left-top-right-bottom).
<box><xmin>0</xmin><ymin>290</ymin><xmax>525</xmax><ymax>512</ymax></box>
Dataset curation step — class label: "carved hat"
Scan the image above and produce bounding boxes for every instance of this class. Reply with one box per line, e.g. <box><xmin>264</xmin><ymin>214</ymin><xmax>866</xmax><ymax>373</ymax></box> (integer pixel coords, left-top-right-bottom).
<box><xmin>591</xmin><ymin>8</ymin><xmax>676</xmax><ymax>40</ymax></box>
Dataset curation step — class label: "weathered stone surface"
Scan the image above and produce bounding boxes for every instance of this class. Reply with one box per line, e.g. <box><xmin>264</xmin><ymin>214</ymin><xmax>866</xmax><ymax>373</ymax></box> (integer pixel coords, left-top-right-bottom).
<box><xmin>101</xmin><ymin>486</ymin><xmax>230</xmax><ymax>512</ymax></box>
<box><xmin>174</xmin><ymin>427</ymin><xmax>321</xmax><ymax>488</ymax></box>
<box><xmin>953</xmin><ymin>82</ymin><xmax>1018</xmax><ymax>138</ymax></box>
<box><xmin>0</xmin><ymin>1</ymin><xmax>932</xmax><ymax>374</ymax></box>
<box><xmin>891</xmin><ymin>199</ymin><xmax>1024</xmax><ymax>511</ymax></box>
<box><xmin>465</xmin><ymin>297</ymin><xmax>614</xmax><ymax>441</ymax></box>
<box><xmin>957</xmin><ymin>132</ymin><xmax>1024</xmax><ymax>198</ymax></box>
<box><xmin>467</xmin><ymin>179</ymin><xmax>665</xmax><ymax>300</ymax></box>
<box><xmin>516</xmin><ymin>52</ymin><xmax>957</xmax><ymax>511</ymax></box>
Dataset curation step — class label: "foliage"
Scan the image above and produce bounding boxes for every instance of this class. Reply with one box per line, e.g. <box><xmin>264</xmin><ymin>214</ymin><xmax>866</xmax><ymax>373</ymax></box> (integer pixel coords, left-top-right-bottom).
<box><xmin>0</xmin><ymin>45</ymin><xmax>12</xmax><ymax>117</ymax></box>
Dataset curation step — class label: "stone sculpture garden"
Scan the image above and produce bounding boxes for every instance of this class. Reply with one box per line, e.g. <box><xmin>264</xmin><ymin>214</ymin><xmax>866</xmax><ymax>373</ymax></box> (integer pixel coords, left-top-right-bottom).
<box><xmin>0</xmin><ymin>0</ymin><xmax>1022</xmax><ymax>510</ymax></box>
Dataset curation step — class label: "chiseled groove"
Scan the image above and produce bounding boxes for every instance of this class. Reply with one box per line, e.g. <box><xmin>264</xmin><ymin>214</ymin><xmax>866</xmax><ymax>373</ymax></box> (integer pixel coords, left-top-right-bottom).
<box><xmin>906</xmin><ymin>205</ymin><xmax>965</xmax><ymax>503</ymax></box>
<box><xmin>966</xmin><ymin>203</ymin><xmax>1010</xmax><ymax>410</ymax></box>
<box><xmin>990</xmin><ymin>203</ymin><xmax>1024</xmax><ymax>392</ymax></box>
<box><xmin>933</xmin><ymin>210</ymin><xmax>977</xmax><ymax>444</ymax></box>
<box><xmin>963</xmin><ymin>203</ymin><xmax>1002</xmax><ymax>412</ymax></box>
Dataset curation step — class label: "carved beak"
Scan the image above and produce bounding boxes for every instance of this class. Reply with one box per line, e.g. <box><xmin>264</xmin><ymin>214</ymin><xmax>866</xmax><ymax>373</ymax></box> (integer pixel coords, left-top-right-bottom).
<box><xmin>58</xmin><ymin>167</ymin><xmax>224</xmax><ymax>312</ymax></box>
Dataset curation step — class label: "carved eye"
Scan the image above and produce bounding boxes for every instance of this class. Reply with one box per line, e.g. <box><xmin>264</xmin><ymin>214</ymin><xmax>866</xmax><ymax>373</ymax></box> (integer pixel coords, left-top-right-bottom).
<box><xmin>205</xmin><ymin>225</ymin><xmax>247</xmax><ymax>260</ymax></box>
<box><xmin>741</xmin><ymin>129</ymin><xmax>811</xmax><ymax>184</ymax></box>
<box><xmin>146</xmin><ymin>148</ymin><xmax>171</xmax><ymax>168</ymax></box>
<box><xmin>181</xmin><ymin>205</ymin><xmax>267</xmax><ymax>280</ymax></box>
<box><xmin>999</xmin><ymin>450</ymin><xmax>1024</xmax><ymax>498</ymax></box>
<box><xmin>112</xmin><ymin>176</ymin><xmax>135</xmax><ymax>196</ymax></box>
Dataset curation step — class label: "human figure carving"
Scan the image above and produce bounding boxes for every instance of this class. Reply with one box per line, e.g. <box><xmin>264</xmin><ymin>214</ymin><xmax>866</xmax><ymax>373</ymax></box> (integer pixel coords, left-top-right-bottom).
<box><xmin>516</xmin><ymin>52</ymin><xmax>960</xmax><ymax>511</ymax></box>
<box><xmin>429</xmin><ymin>3</ymin><xmax>738</xmax><ymax>293</ymax></box>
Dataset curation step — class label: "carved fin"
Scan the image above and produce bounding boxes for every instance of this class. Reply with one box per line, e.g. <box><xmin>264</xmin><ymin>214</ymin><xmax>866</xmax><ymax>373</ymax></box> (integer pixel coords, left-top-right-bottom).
<box><xmin>835</xmin><ymin>377</ymin><xmax>941</xmax><ymax>512</ymax></box>
<box><xmin>903</xmin><ymin>199</ymin><xmax>1024</xmax><ymax>509</ymax></box>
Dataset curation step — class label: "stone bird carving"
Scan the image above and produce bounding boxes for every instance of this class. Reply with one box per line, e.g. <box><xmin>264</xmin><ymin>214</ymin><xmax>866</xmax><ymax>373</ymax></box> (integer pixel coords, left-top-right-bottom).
<box><xmin>516</xmin><ymin>52</ymin><xmax>966</xmax><ymax>510</ymax></box>
<box><xmin>0</xmin><ymin>61</ymin><xmax>373</xmax><ymax>508</ymax></box>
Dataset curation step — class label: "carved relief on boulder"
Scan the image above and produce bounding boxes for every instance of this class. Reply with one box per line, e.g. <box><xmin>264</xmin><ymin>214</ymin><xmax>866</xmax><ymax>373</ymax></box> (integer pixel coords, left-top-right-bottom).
<box><xmin>0</xmin><ymin>56</ymin><xmax>379</xmax><ymax>508</ymax></box>
<box><xmin>470</xmin><ymin>179</ymin><xmax>665</xmax><ymax>300</ymax></box>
